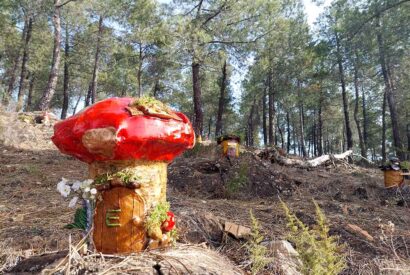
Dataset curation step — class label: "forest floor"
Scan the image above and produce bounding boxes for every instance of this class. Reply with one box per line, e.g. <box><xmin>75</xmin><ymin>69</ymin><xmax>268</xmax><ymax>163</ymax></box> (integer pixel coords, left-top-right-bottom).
<box><xmin>1</xmin><ymin>112</ymin><xmax>410</xmax><ymax>274</ymax></box>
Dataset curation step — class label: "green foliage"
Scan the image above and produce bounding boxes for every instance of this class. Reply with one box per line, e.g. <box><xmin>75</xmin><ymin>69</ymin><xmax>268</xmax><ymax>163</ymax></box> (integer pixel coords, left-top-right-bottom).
<box><xmin>400</xmin><ymin>161</ymin><xmax>410</xmax><ymax>170</ymax></box>
<box><xmin>145</xmin><ymin>201</ymin><xmax>170</xmax><ymax>233</ymax></box>
<box><xmin>114</xmin><ymin>169</ymin><xmax>142</xmax><ymax>184</ymax></box>
<box><xmin>93</xmin><ymin>173</ymin><xmax>112</xmax><ymax>185</ymax></box>
<box><xmin>281</xmin><ymin>200</ymin><xmax>346</xmax><ymax>275</ymax></box>
<box><xmin>169</xmin><ymin>228</ymin><xmax>178</xmax><ymax>245</ymax></box>
<box><xmin>226</xmin><ymin>163</ymin><xmax>248</xmax><ymax>194</ymax></box>
<box><xmin>93</xmin><ymin>168</ymin><xmax>142</xmax><ymax>186</ymax></box>
<box><xmin>65</xmin><ymin>207</ymin><xmax>87</xmax><ymax>230</ymax></box>
<box><xmin>246</xmin><ymin>210</ymin><xmax>272</xmax><ymax>275</ymax></box>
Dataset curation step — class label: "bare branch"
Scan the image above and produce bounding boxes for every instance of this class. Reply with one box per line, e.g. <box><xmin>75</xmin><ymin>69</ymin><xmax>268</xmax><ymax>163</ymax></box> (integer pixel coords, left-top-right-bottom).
<box><xmin>56</xmin><ymin>0</ymin><xmax>76</xmax><ymax>8</ymax></box>
<box><xmin>204</xmin><ymin>27</ymin><xmax>276</xmax><ymax>46</ymax></box>
<box><xmin>201</xmin><ymin>1</ymin><xmax>228</xmax><ymax>26</ymax></box>
<box><xmin>196</xmin><ymin>0</ymin><xmax>204</xmax><ymax>18</ymax></box>
<box><xmin>227</xmin><ymin>15</ymin><xmax>259</xmax><ymax>26</ymax></box>
<box><xmin>184</xmin><ymin>1</ymin><xmax>202</xmax><ymax>16</ymax></box>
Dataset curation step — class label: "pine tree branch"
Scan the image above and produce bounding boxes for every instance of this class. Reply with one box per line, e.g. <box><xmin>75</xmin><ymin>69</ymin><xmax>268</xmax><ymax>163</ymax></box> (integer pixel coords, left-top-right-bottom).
<box><xmin>56</xmin><ymin>0</ymin><xmax>76</xmax><ymax>8</ymax></box>
<box><xmin>347</xmin><ymin>0</ymin><xmax>410</xmax><ymax>40</ymax></box>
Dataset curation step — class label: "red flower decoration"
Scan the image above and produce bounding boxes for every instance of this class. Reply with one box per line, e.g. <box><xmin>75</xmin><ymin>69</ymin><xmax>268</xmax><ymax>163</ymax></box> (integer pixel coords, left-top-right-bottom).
<box><xmin>162</xmin><ymin>211</ymin><xmax>175</xmax><ymax>232</ymax></box>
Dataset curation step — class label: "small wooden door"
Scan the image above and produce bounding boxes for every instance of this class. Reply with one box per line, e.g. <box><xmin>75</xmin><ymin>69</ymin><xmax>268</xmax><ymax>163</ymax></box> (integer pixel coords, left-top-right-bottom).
<box><xmin>93</xmin><ymin>187</ymin><xmax>145</xmax><ymax>253</ymax></box>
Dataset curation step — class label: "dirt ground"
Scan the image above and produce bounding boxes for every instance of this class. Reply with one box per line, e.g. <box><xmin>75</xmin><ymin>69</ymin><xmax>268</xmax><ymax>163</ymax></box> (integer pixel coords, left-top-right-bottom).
<box><xmin>1</xmin><ymin>118</ymin><xmax>410</xmax><ymax>274</ymax></box>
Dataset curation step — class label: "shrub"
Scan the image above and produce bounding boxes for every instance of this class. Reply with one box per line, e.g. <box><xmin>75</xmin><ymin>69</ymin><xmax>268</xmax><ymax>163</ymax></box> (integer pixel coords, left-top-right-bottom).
<box><xmin>226</xmin><ymin>163</ymin><xmax>248</xmax><ymax>194</ymax></box>
<box><xmin>247</xmin><ymin>210</ymin><xmax>273</xmax><ymax>275</ymax></box>
<box><xmin>281</xmin><ymin>200</ymin><xmax>346</xmax><ymax>275</ymax></box>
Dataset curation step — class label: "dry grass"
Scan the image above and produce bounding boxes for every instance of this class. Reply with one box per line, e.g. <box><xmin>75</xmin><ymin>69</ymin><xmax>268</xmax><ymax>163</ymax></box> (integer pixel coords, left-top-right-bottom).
<box><xmin>40</xmin><ymin>240</ymin><xmax>242</xmax><ymax>275</ymax></box>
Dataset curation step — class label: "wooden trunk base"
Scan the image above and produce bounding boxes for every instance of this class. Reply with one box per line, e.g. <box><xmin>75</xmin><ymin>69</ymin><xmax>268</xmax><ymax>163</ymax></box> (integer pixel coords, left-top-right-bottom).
<box><xmin>90</xmin><ymin>161</ymin><xmax>170</xmax><ymax>254</ymax></box>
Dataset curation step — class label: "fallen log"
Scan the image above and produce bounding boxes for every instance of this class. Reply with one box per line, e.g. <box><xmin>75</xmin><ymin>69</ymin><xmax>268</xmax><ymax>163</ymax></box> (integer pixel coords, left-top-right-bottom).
<box><xmin>259</xmin><ymin>148</ymin><xmax>353</xmax><ymax>168</ymax></box>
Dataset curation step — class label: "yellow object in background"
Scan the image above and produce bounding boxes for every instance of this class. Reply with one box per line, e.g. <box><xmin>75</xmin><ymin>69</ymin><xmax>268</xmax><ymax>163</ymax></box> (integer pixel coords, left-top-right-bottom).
<box><xmin>222</xmin><ymin>140</ymin><xmax>239</xmax><ymax>157</ymax></box>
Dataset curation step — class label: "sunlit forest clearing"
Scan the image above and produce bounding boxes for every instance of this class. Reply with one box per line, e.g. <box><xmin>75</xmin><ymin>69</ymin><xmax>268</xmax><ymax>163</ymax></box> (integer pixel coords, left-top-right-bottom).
<box><xmin>1</xmin><ymin>0</ymin><xmax>410</xmax><ymax>274</ymax></box>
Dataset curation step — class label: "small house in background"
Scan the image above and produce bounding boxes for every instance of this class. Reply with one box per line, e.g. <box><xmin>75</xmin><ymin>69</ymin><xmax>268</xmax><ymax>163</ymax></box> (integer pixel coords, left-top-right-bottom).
<box><xmin>217</xmin><ymin>135</ymin><xmax>240</xmax><ymax>158</ymax></box>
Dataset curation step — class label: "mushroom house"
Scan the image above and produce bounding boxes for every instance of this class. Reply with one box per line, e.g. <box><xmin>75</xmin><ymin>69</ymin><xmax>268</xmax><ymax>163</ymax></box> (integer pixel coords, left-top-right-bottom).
<box><xmin>52</xmin><ymin>97</ymin><xmax>195</xmax><ymax>253</ymax></box>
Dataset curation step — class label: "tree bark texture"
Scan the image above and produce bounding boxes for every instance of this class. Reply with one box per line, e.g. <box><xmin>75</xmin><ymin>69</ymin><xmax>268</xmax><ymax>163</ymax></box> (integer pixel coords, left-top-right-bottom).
<box><xmin>192</xmin><ymin>62</ymin><xmax>203</xmax><ymax>139</ymax></box>
<box><xmin>376</xmin><ymin>16</ymin><xmax>404</xmax><ymax>159</ymax></box>
<box><xmin>299</xmin><ymin>103</ymin><xmax>307</xmax><ymax>157</ymax></box>
<box><xmin>286</xmin><ymin>112</ymin><xmax>291</xmax><ymax>153</ymax></box>
<box><xmin>37</xmin><ymin>1</ymin><xmax>62</xmax><ymax>111</ymax></box>
<box><xmin>335</xmin><ymin>31</ymin><xmax>353</xmax><ymax>150</ymax></box>
<box><xmin>353</xmin><ymin>61</ymin><xmax>366</xmax><ymax>158</ymax></box>
<box><xmin>318</xmin><ymin>90</ymin><xmax>323</xmax><ymax>156</ymax></box>
<box><xmin>263</xmin><ymin>88</ymin><xmax>268</xmax><ymax>146</ymax></box>
<box><xmin>137</xmin><ymin>43</ymin><xmax>143</xmax><ymax>97</ymax></box>
<box><xmin>215</xmin><ymin>60</ymin><xmax>227</xmax><ymax>137</ymax></box>
<box><xmin>382</xmin><ymin>91</ymin><xmax>387</xmax><ymax>163</ymax></box>
<box><xmin>247</xmin><ymin>97</ymin><xmax>256</xmax><ymax>146</ymax></box>
<box><xmin>86</xmin><ymin>16</ymin><xmax>104</xmax><ymax>106</ymax></box>
<box><xmin>268</xmin><ymin>71</ymin><xmax>275</xmax><ymax>145</ymax></box>
<box><xmin>16</xmin><ymin>17</ymin><xmax>33</xmax><ymax>112</ymax></box>
<box><xmin>61</xmin><ymin>23</ymin><xmax>70</xmax><ymax>119</ymax></box>
<box><xmin>25</xmin><ymin>72</ymin><xmax>35</xmax><ymax>111</ymax></box>
<box><xmin>361</xmin><ymin>84</ymin><xmax>368</xmax><ymax>150</ymax></box>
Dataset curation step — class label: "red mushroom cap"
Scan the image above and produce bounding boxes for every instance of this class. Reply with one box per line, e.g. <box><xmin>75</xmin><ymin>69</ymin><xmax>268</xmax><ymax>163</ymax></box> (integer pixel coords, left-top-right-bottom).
<box><xmin>161</xmin><ymin>211</ymin><xmax>175</xmax><ymax>232</ymax></box>
<box><xmin>52</xmin><ymin>97</ymin><xmax>195</xmax><ymax>163</ymax></box>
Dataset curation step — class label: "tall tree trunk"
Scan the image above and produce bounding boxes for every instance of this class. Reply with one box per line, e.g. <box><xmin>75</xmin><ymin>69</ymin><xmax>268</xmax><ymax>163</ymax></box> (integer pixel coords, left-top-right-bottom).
<box><xmin>262</xmin><ymin>87</ymin><xmax>268</xmax><ymax>146</ymax></box>
<box><xmin>86</xmin><ymin>16</ymin><xmax>103</xmax><ymax>106</ymax></box>
<box><xmin>376</xmin><ymin>16</ymin><xmax>404</xmax><ymax>159</ymax></box>
<box><xmin>37</xmin><ymin>1</ymin><xmax>62</xmax><ymax>111</ymax></box>
<box><xmin>335</xmin><ymin>31</ymin><xmax>353</xmax><ymax>149</ymax></box>
<box><xmin>361</xmin><ymin>83</ymin><xmax>368</xmax><ymax>150</ymax></box>
<box><xmin>16</xmin><ymin>17</ymin><xmax>33</xmax><ymax>112</ymax></box>
<box><xmin>382</xmin><ymin>91</ymin><xmax>387</xmax><ymax>163</ymax></box>
<box><xmin>298</xmin><ymin>81</ymin><xmax>307</xmax><ymax>157</ymax></box>
<box><xmin>61</xmin><ymin>23</ymin><xmax>70</xmax><ymax>119</ymax></box>
<box><xmin>407</xmin><ymin>110</ymin><xmax>410</xmax><ymax>160</ymax></box>
<box><xmin>292</xmin><ymin>116</ymin><xmax>297</xmax><ymax>155</ymax></box>
<box><xmin>215</xmin><ymin>60</ymin><xmax>227</xmax><ymax>137</ymax></box>
<box><xmin>318</xmin><ymin>90</ymin><xmax>323</xmax><ymax>155</ymax></box>
<box><xmin>192</xmin><ymin>61</ymin><xmax>203</xmax><ymax>140</ymax></box>
<box><xmin>277</xmin><ymin>115</ymin><xmax>284</xmax><ymax>149</ymax></box>
<box><xmin>3</xmin><ymin>20</ymin><xmax>28</xmax><ymax>105</ymax></box>
<box><xmin>268</xmin><ymin>71</ymin><xmax>275</xmax><ymax>145</ymax></box>
<box><xmin>299</xmin><ymin>104</ymin><xmax>307</xmax><ymax>157</ymax></box>
<box><xmin>286</xmin><ymin>112</ymin><xmax>291</xmax><ymax>153</ymax></box>
<box><xmin>137</xmin><ymin>43</ymin><xmax>143</xmax><ymax>97</ymax></box>
<box><xmin>25</xmin><ymin>72</ymin><xmax>35</xmax><ymax>111</ymax></box>
<box><xmin>73</xmin><ymin>93</ymin><xmax>83</xmax><ymax>115</ymax></box>
<box><xmin>247</xmin><ymin>97</ymin><xmax>256</xmax><ymax>146</ymax></box>
<box><xmin>152</xmin><ymin>79</ymin><xmax>160</xmax><ymax>98</ymax></box>
<box><xmin>312</xmin><ymin>114</ymin><xmax>317</xmax><ymax>157</ymax></box>
<box><xmin>353</xmin><ymin>60</ymin><xmax>366</xmax><ymax>158</ymax></box>
<box><xmin>407</xmin><ymin>115</ymin><xmax>410</xmax><ymax>161</ymax></box>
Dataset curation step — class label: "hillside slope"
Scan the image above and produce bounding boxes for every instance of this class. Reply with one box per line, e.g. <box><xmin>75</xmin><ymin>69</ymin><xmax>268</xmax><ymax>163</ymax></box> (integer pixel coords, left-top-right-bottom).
<box><xmin>0</xmin><ymin>112</ymin><xmax>409</xmax><ymax>274</ymax></box>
